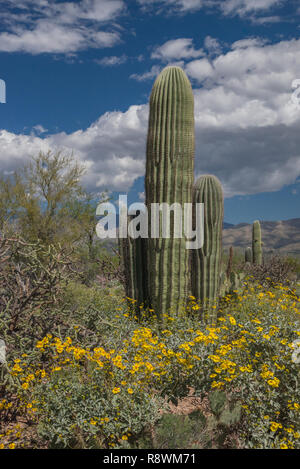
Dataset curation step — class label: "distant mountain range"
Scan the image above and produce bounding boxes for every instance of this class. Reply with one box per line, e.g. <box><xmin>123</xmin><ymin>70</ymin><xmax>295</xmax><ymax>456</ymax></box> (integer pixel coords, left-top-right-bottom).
<box><xmin>102</xmin><ymin>218</ymin><xmax>300</xmax><ymax>256</ymax></box>
<box><xmin>223</xmin><ymin>218</ymin><xmax>300</xmax><ymax>255</ymax></box>
<box><xmin>223</xmin><ymin>222</ymin><xmax>235</xmax><ymax>229</ymax></box>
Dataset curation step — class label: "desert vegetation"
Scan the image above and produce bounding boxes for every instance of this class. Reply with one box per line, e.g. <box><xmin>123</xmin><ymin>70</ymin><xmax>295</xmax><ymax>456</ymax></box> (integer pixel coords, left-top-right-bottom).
<box><xmin>0</xmin><ymin>67</ymin><xmax>299</xmax><ymax>450</ymax></box>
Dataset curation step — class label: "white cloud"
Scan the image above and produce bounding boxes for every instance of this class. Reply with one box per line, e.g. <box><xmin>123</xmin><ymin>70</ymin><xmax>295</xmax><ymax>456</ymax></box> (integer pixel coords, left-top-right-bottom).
<box><xmin>2</xmin><ymin>37</ymin><xmax>300</xmax><ymax>199</ymax></box>
<box><xmin>0</xmin><ymin>0</ymin><xmax>124</xmax><ymax>54</ymax></box>
<box><xmin>184</xmin><ymin>37</ymin><xmax>300</xmax><ymax>196</ymax></box>
<box><xmin>220</xmin><ymin>0</ymin><xmax>283</xmax><ymax>16</ymax></box>
<box><xmin>137</xmin><ymin>0</ymin><xmax>286</xmax><ymax>19</ymax></box>
<box><xmin>151</xmin><ymin>38</ymin><xmax>204</xmax><ymax>61</ymax></box>
<box><xmin>231</xmin><ymin>37</ymin><xmax>268</xmax><ymax>49</ymax></box>
<box><xmin>185</xmin><ymin>38</ymin><xmax>300</xmax><ymax>126</ymax></box>
<box><xmin>32</xmin><ymin>125</ymin><xmax>48</xmax><ymax>135</ymax></box>
<box><xmin>130</xmin><ymin>65</ymin><xmax>162</xmax><ymax>81</ymax></box>
<box><xmin>185</xmin><ymin>58</ymin><xmax>214</xmax><ymax>81</ymax></box>
<box><xmin>130</xmin><ymin>62</ymin><xmax>186</xmax><ymax>81</ymax></box>
<box><xmin>137</xmin><ymin>0</ymin><xmax>205</xmax><ymax>13</ymax></box>
<box><xmin>95</xmin><ymin>54</ymin><xmax>127</xmax><ymax>66</ymax></box>
<box><xmin>0</xmin><ymin>104</ymin><xmax>149</xmax><ymax>193</ymax></box>
<box><xmin>204</xmin><ymin>36</ymin><xmax>222</xmax><ymax>55</ymax></box>
<box><xmin>250</xmin><ymin>15</ymin><xmax>282</xmax><ymax>24</ymax></box>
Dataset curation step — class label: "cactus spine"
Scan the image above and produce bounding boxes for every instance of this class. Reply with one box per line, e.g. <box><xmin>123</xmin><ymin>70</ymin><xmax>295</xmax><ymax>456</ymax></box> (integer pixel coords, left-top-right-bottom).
<box><xmin>145</xmin><ymin>66</ymin><xmax>194</xmax><ymax>314</ymax></box>
<box><xmin>245</xmin><ymin>246</ymin><xmax>252</xmax><ymax>263</ymax></box>
<box><xmin>191</xmin><ymin>175</ymin><xmax>224</xmax><ymax>313</ymax></box>
<box><xmin>252</xmin><ymin>220</ymin><xmax>262</xmax><ymax>265</ymax></box>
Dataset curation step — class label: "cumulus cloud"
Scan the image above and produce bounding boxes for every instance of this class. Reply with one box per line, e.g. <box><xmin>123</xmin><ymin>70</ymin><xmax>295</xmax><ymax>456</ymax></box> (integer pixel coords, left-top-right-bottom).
<box><xmin>0</xmin><ymin>105</ymin><xmax>149</xmax><ymax>192</ymax></box>
<box><xmin>185</xmin><ymin>58</ymin><xmax>214</xmax><ymax>82</ymax></box>
<box><xmin>130</xmin><ymin>65</ymin><xmax>162</xmax><ymax>81</ymax></box>
<box><xmin>194</xmin><ymin>124</ymin><xmax>300</xmax><ymax>197</ymax></box>
<box><xmin>185</xmin><ymin>37</ymin><xmax>300</xmax><ymax>196</ymax></box>
<box><xmin>1</xmin><ymin>37</ymin><xmax>300</xmax><ymax>199</ymax></box>
<box><xmin>186</xmin><ymin>38</ymin><xmax>300</xmax><ymax>127</ymax></box>
<box><xmin>204</xmin><ymin>36</ymin><xmax>222</xmax><ymax>56</ymax></box>
<box><xmin>151</xmin><ymin>38</ymin><xmax>204</xmax><ymax>61</ymax></box>
<box><xmin>0</xmin><ymin>0</ymin><xmax>124</xmax><ymax>54</ymax></box>
<box><xmin>231</xmin><ymin>37</ymin><xmax>268</xmax><ymax>49</ymax></box>
<box><xmin>31</xmin><ymin>125</ymin><xmax>48</xmax><ymax>135</ymax></box>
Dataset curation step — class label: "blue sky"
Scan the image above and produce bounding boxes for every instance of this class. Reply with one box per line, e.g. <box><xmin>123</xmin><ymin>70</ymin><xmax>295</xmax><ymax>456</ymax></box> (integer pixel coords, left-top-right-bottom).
<box><xmin>0</xmin><ymin>0</ymin><xmax>300</xmax><ymax>224</ymax></box>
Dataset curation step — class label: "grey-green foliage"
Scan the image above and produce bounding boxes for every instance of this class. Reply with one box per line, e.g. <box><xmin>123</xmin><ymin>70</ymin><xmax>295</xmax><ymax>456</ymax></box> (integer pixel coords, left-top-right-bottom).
<box><xmin>209</xmin><ymin>389</ymin><xmax>226</xmax><ymax>415</ymax></box>
<box><xmin>219</xmin><ymin>271</ymin><xmax>245</xmax><ymax>297</ymax></box>
<box><xmin>152</xmin><ymin>391</ymin><xmax>242</xmax><ymax>449</ymax></box>
<box><xmin>208</xmin><ymin>390</ymin><xmax>242</xmax><ymax>447</ymax></box>
<box><xmin>153</xmin><ymin>413</ymin><xmax>205</xmax><ymax>449</ymax></box>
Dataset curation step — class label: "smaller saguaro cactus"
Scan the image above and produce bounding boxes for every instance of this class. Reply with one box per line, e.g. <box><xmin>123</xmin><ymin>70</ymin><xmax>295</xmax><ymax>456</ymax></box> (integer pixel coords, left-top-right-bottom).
<box><xmin>252</xmin><ymin>220</ymin><xmax>263</xmax><ymax>265</ymax></box>
<box><xmin>118</xmin><ymin>215</ymin><xmax>148</xmax><ymax>311</ymax></box>
<box><xmin>191</xmin><ymin>175</ymin><xmax>224</xmax><ymax>316</ymax></box>
<box><xmin>245</xmin><ymin>246</ymin><xmax>252</xmax><ymax>263</ymax></box>
<box><xmin>226</xmin><ymin>246</ymin><xmax>234</xmax><ymax>279</ymax></box>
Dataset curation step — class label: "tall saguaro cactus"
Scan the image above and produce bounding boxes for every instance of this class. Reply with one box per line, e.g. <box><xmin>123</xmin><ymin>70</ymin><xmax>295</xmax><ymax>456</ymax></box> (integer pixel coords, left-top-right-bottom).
<box><xmin>145</xmin><ymin>66</ymin><xmax>195</xmax><ymax>315</ymax></box>
<box><xmin>191</xmin><ymin>175</ymin><xmax>224</xmax><ymax>313</ymax></box>
<box><xmin>252</xmin><ymin>220</ymin><xmax>262</xmax><ymax>265</ymax></box>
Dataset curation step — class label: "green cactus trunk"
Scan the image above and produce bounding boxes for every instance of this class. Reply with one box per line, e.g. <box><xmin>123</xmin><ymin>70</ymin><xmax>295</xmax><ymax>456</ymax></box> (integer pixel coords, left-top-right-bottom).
<box><xmin>226</xmin><ymin>246</ymin><xmax>234</xmax><ymax>279</ymax></box>
<box><xmin>118</xmin><ymin>216</ymin><xmax>148</xmax><ymax>312</ymax></box>
<box><xmin>191</xmin><ymin>175</ymin><xmax>224</xmax><ymax>316</ymax></box>
<box><xmin>145</xmin><ymin>66</ymin><xmax>195</xmax><ymax>315</ymax></box>
<box><xmin>252</xmin><ymin>220</ymin><xmax>262</xmax><ymax>265</ymax></box>
<box><xmin>245</xmin><ymin>246</ymin><xmax>252</xmax><ymax>263</ymax></box>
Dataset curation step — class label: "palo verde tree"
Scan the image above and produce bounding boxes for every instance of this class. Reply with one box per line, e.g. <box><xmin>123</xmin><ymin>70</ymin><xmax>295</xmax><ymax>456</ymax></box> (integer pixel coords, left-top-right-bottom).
<box><xmin>21</xmin><ymin>150</ymin><xmax>86</xmax><ymax>245</ymax></box>
<box><xmin>0</xmin><ymin>150</ymin><xmax>87</xmax><ymax>246</ymax></box>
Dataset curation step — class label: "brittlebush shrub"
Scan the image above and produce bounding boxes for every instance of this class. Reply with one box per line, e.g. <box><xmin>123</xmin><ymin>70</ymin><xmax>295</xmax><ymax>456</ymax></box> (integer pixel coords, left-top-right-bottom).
<box><xmin>1</xmin><ymin>281</ymin><xmax>300</xmax><ymax>449</ymax></box>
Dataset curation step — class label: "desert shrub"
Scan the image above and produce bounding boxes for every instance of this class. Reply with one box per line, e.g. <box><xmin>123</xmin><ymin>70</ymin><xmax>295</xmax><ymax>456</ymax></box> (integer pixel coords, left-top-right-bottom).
<box><xmin>0</xmin><ymin>236</ymin><xmax>74</xmax><ymax>360</ymax></box>
<box><xmin>222</xmin><ymin>248</ymin><xmax>245</xmax><ymax>275</ymax></box>
<box><xmin>243</xmin><ymin>255</ymin><xmax>298</xmax><ymax>288</ymax></box>
<box><xmin>70</xmin><ymin>242</ymin><xmax>122</xmax><ymax>287</ymax></box>
<box><xmin>2</xmin><ymin>281</ymin><xmax>300</xmax><ymax>449</ymax></box>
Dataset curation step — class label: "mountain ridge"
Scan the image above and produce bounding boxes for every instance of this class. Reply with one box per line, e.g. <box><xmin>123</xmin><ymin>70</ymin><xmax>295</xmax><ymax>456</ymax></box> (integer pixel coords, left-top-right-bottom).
<box><xmin>223</xmin><ymin>218</ymin><xmax>300</xmax><ymax>254</ymax></box>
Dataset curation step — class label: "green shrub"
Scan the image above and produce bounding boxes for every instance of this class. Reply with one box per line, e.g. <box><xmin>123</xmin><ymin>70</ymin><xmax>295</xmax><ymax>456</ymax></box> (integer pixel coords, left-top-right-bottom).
<box><xmin>1</xmin><ymin>279</ymin><xmax>300</xmax><ymax>449</ymax></box>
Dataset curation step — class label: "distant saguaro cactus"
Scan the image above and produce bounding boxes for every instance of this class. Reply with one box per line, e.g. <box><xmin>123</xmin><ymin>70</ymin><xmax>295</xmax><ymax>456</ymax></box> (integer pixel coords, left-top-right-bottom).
<box><xmin>245</xmin><ymin>246</ymin><xmax>252</xmax><ymax>263</ymax></box>
<box><xmin>252</xmin><ymin>220</ymin><xmax>262</xmax><ymax>265</ymax></box>
<box><xmin>226</xmin><ymin>246</ymin><xmax>234</xmax><ymax>279</ymax></box>
<box><xmin>191</xmin><ymin>175</ymin><xmax>224</xmax><ymax>314</ymax></box>
<box><xmin>145</xmin><ymin>66</ymin><xmax>195</xmax><ymax>315</ymax></box>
